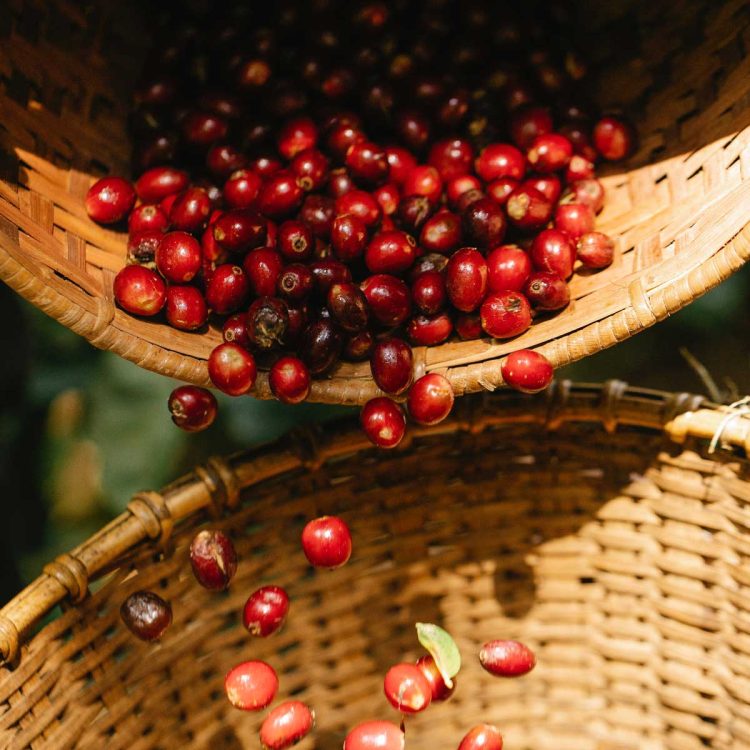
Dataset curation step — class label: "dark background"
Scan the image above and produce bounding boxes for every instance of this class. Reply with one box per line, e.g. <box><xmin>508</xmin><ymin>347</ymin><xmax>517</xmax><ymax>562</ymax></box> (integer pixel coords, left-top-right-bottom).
<box><xmin>1</xmin><ymin>263</ymin><xmax>748</xmax><ymax>603</ymax></box>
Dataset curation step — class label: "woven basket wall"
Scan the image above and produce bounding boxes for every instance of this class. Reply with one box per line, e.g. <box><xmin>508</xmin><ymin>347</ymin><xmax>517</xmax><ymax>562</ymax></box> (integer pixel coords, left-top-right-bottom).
<box><xmin>1</xmin><ymin>1</ymin><xmax>750</xmax><ymax>404</ymax></box>
<box><xmin>2</xmin><ymin>382</ymin><xmax>750</xmax><ymax>749</ymax></box>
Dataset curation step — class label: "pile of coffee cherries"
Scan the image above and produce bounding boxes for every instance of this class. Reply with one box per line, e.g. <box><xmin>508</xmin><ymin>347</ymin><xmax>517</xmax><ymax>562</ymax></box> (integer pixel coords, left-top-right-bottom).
<box><xmin>85</xmin><ymin>0</ymin><xmax>634</xmax><ymax>448</ymax></box>
<box><xmin>120</xmin><ymin>518</ymin><xmax>537</xmax><ymax>748</ymax></box>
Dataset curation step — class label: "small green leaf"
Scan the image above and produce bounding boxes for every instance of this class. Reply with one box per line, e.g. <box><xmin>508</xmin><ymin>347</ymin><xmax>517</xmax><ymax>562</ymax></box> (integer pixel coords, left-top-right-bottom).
<box><xmin>416</xmin><ymin>622</ymin><xmax>461</xmax><ymax>688</ymax></box>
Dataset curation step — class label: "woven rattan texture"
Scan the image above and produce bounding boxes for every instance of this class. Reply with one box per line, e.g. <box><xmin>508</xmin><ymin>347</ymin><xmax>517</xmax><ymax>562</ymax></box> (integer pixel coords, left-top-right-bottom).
<box><xmin>2</xmin><ymin>383</ymin><xmax>750</xmax><ymax>749</ymax></box>
<box><xmin>1</xmin><ymin>1</ymin><xmax>750</xmax><ymax>404</ymax></box>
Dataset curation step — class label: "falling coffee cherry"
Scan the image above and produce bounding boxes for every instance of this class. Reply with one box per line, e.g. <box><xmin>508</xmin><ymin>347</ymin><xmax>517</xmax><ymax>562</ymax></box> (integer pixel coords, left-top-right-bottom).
<box><xmin>301</xmin><ymin>515</ymin><xmax>352</xmax><ymax>569</ymax></box>
<box><xmin>383</xmin><ymin>663</ymin><xmax>432</xmax><ymax>713</ymax></box>
<box><xmin>189</xmin><ymin>529</ymin><xmax>238</xmax><ymax>590</ymax></box>
<box><xmin>120</xmin><ymin>590</ymin><xmax>172</xmax><ymax>641</ymax></box>
<box><xmin>243</xmin><ymin>585</ymin><xmax>290</xmax><ymax>637</ymax></box>
<box><xmin>343</xmin><ymin>721</ymin><xmax>405</xmax><ymax>750</ymax></box>
<box><xmin>224</xmin><ymin>660</ymin><xmax>278</xmax><ymax>710</ymax></box>
<box><xmin>458</xmin><ymin>724</ymin><xmax>504</xmax><ymax>750</ymax></box>
<box><xmin>168</xmin><ymin>386</ymin><xmax>217</xmax><ymax>432</ymax></box>
<box><xmin>479</xmin><ymin>639</ymin><xmax>536</xmax><ymax>677</ymax></box>
<box><xmin>259</xmin><ymin>700</ymin><xmax>315</xmax><ymax>749</ymax></box>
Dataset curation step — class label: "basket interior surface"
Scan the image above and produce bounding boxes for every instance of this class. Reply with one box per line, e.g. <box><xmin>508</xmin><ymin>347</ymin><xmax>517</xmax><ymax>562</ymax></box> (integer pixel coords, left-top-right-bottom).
<box><xmin>1</xmin><ymin>386</ymin><xmax>750</xmax><ymax>749</ymax></box>
<box><xmin>1</xmin><ymin>1</ymin><xmax>750</xmax><ymax>403</ymax></box>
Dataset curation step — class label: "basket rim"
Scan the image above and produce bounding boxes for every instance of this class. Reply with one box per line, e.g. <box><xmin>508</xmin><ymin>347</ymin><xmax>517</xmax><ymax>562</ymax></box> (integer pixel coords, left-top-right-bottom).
<box><xmin>2</xmin><ymin>379</ymin><xmax>749</xmax><ymax>668</ymax></box>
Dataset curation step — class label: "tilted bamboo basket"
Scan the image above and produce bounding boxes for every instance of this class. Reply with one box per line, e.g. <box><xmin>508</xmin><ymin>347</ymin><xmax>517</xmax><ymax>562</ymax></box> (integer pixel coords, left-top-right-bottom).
<box><xmin>1</xmin><ymin>1</ymin><xmax>750</xmax><ymax>404</ymax></box>
<box><xmin>2</xmin><ymin>382</ymin><xmax>750</xmax><ymax>748</ymax></box>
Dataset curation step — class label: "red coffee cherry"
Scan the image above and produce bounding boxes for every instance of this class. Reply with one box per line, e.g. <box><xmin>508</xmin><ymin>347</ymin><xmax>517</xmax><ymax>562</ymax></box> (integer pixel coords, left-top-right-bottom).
<box><xmin>331</xmin><ymin>214</ymin><xmax>368</xmax><ymax>262</ymax></box>
<box><xmin>420</xmin><ymin>210</ymin><xmax>462</xmax><ymax>254</ymax></box>
<box><xmin>402</xmin><ymin>165</ymin><xmax>443</xmax><ymax>203</ymax></box>
<box><xmin>344</xmin><ymin>721</ymin><xmax>405</xmax><ymax>750</ymax></box>
<box><xmin>260</xmin><ymin>700</ymin><xmax>315</xmax><ymax>750</ymax></box>
<box><xmin>365</xmin><ymin>230</ymin><xmax>417</xmax><ymax>274</ymax></box>
<box><xmin>501</xmin><ymin>350</ymin><xmax>554</xmax><ymax>393</ymax></box>
<box><xmin>168</xmin><ymin>386</ymin><xmax>217</xmax><ymax>432</ymax></box>
<box><xmin>135</xmin><ymin>167</ymin><xmax>189</xmax><ymax>203</ymax></box>
<box><xmin>205</xmin><ymin>264</ymin><xmax>250</xmax><ymax>314</ymax></box>
<box><xmin>479</xmin><ymin>639</ymin><xmax>537</xmax><ymax>677</ymax></box>
<box><xmin>128</xmin><ymin>203</ymin><xmax>169</xmax><ymax>235</ymax></box>
<box><xmin>155</xmin><ymin>231</ymin><xmax>202</xmax><ymax>283</ymax></box>
<box><xmin>212</xmin><ymin>209</ymin><xmax>267</xmax><ymax>253</ymax></box>
<box><xmin>383</xmin><ymin>663</ymin><xmax>432</xmax><ymax>713</ymax></box>
<box><xmin>446</xmin><ymin>248</ymin><xmax>488</xmax><ymax>312</ymax></box>
<box><xmin>269</xmin><ymin>356</ymin><xmax>311</xmax><ymax>404</ymax></box>
<box><xmin>165</xmin><ymin>285</ymin><xmax>208</xmax><ymax>330</ymax></box>
<box><xmin>361</xmin><ymin>397</ymin><xmax>407</xmax><ymax>449</ymax></box>
<box><xmin>370</xmin><ymin>338</ymin><xmax>413</xmax><ymax>395</ymax></box>
<box><xmin>475</xmin><ymin>143</ymin><xmax>525</xmax><ymax>182</ymax></box>
<box><xmin>416</xmin><ymin>654</ymin><xmax>455</xmax><ymax>702</ymax></box>
<box><xmin>553</xmin><ymin>202</ymin><xmax>595</xmax><ymax>240</ymax></box>
<box><xmin>462</xmin><ymin>197</ymin><xmax>507</xmax><ymax>248</ymax></box>
<box><xmin>85</xmin><ymin>176</ymin><xmax>136</xmax><ymax>224</ymax></box>
<box><xmin>301</xmin><ymin>516</ymin><xmax>352</xmax><ymax>569</ymax></box>
<box><xmin>487</xmin><ymin>245</ymin><xmax>532</xmax><ymax>293</ymax></box>
<box><xmin>480</xmin><ymin>291</ymin><xmax>532</xmax><ymax>339</ymax></box>
<box><xmin>278</xmin><ymin>220</ymin><xmax>314</xmax><ymax>261</ymax></box>
<box><xmin>407</xmin><ymin>312</ymin><xmax>453</xmax><ymax>346</ymax></box>
<box><xmin>223</xmin><ymin>169</ymin><xmax>263</xmax><ymax>209</ymax></box>
<box><xmin>208</xmin><ymin>342</ymin><xmax>257</xmax><ymax>396</ymax></box>
<box><xmin>412</xmin><ymin>270</ymin><xmax>447</xmax><ymax>314</ymax></box>
<box><xmin>189</xmin><ymin>529</ymin><xmax>237</xmax><ymax>590</ymax></box>
<box><xmin>361</xmin><ymin>274</ymin><xmax>412</xmax><ymax>327</ymax></box>
<box><xmin>576</xmin><ymin>231</ymin><xmax>615</xmax><ymax>269</ymax></box>
<box><xmin>530</xmin><ymin>229</ymin><xmax>575</xmax><ymax>279</ymax></box>
<box><xmin>278</xmin><ymin>116</ymin><xmax>318</xmax><ymax>159</ymax></box>
<box><xmin>408</xmin><ymin>373</ymin><xmax>454</xmax><ymax>425</ymax></box>
<box><xmin>523</xmin><ymin>272</ymin><xmax>570</xmax><ymax>311</ymax></box>
<box><xmin>593</xmin><ymin>115</ymin><xmax>635</xmax><ymax>161</ymax></box>
<box><xmin>526</xmin><ymin>132</ymin><xmax>573</xmax><ymax>172</ymax></box>
<box><xmin>113</xmin><ymin>265</ymin><xmax>166</xmax><ymax>316</ymax></box>
<box><xmin>563</xmin><ymin>178</ymin><xmax>605</xmax><ymax>214</ymax></box>
<box><xmin>225</xmin><ymin>660</ymin><xmax>279</xmax><ymax>711</ymax></box>
<box><xmin>243</xmin><ymin>585</ymin><xmax>290</xmax><ymax>637</ymax></box>
<box><xmin>169</xmin><ymin>187</ymin><xmax>212</xmax><ymax>233</ymax></box>
<box><xmin>505</xmin><ymin>185</ymin><xmax>552</xmax><ymax>231</ymax></box>
<box><xmin>327</xmin><ymin>282</ymin><xmax>369</xmax><ymax>332</ymax></box>
<box><xmin>458</xmin><ymin>724</ymin><xmax>504</xmax><ymax>750</ymax></box>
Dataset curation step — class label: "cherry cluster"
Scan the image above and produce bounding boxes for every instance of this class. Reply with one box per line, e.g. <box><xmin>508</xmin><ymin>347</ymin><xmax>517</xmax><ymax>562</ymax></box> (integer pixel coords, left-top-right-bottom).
<box><xmin>120</xmin><ymin>518</ymin><xmax>536</xmax><ymax>749</ymax></box>
<box><xmin>84</xmin><ymin>0</ymin><xmax>634</xmax><ymax>447</ymax></box>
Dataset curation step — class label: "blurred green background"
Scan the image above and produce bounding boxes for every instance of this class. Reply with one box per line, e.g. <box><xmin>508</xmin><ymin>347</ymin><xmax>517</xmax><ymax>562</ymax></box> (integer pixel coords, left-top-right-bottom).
<box><xmin>1</xmin><ymin>265</ymin><xmax>749</xmax><ymax>603</ymax></box>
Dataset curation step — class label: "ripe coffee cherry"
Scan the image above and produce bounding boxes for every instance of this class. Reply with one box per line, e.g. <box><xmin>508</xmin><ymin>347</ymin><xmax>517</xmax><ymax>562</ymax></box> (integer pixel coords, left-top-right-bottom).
<box><xmin>301</xmin><ymin>515</ymin><xmax>352</xmax><ymax>569</ymax></box>
<box><xmin>344</xmin><ymin>330</ymin><xmax>375</xmax><ymax>361</ymax></box>
<box><xmin>486</xmin><ymin>177</ymin><xmax>519</xmax><ymax>206</ymax></box>
<box><xmin>408</xmin><ymin>373</ymin><xmax>454</xmax><ymax>425</ymax></box>
<box><xmin>155</xmin><ymin>232</ymin><xmax>202</xmax><ymax>283</ymax></box>
<box><xmin>523</xmin><ymin>174</ymin><xmax>562</xmax><ymax>204</ymax></box>
<box><xmin>373</xmin><ymin>183</ymin><xmax>400</xmax><ymax>216</ymax></box>
<box><xmin>298</xmin><ymin>319</ymin><xmax>343</xmax><ymax>375</ymax></box>
<box><xmin>243</xmin><ymin>585</ymin><xmax>290</xmax><ymax>636</ymax></box>
<box><xmin>336</xmin><ymin>189</ymin><xmax>382</xmax><ymax>228</ymax></box>
<box><xmin>135</xmin><ymin>167</ymin><xmax>189</xmax><ymax>203</ymax></box>
<box><xmin>554</xmin><ymin>202</ymin><xmax>595</xmax><ymax>240</ymax></box>
<box><xmin>206</xmin><ymin>143</ymin><xmax>247</xmax><ymax>178</ymax></box>
<box><xmin>278</xmin><ymin>220</ymin><xmax>314</xmax><ymax>260</ymax></box>
<box><xmin>447</xmin><ymin>174</ymin><xmax>482</xmax><ymax>207</ymax></box>
<box><xmin>328</xmin><ymin>282</ymin><xmax>369</xmax><ymax>332</ymax></box>
<box><xmin>277</xmin><ymin>264</ymin><xmax>314</xmax><ymax>302</ymax></box>
<box><xmin>416</xmin><ymin>655</ymin><xmax>455</xmax><ymax>701</ymax></box>
<box><xmin>189</xmin><ymin>529</ymin><xmax>238</xmax><ymax>590</ymax></box>
<box><xmin>458</xmin><ymin>724</ymin><xmax>504</xmax><ymax>750</ymax></box>
<box><xmin>311</xmin><ymin>260</ymin><xmax>353</xmax><ymax>297</ymax></box>
<box><xmin>182</xmin><ymin>111</ymin><xmax>228</xmax><ymax>148</ymax></box>
<box><xmin>396</xmin><ymin>110</ymin><xmax>431</xmax><ymax>152</ymax></box>
<box><xmin>224</xmin><ymin>169</ymin><xmax>263</xmax><ymax>209</ymax></box>
<box><xmin>412</xmin><ymin>270</ymin><xmax>447</xmax><ymax>314</ymax></box>
<box><xmin>446</xmin><ymin>248</ymin><xmax>488</xmax><ymax>312</ymax></box>
<box><xmin>206</xmin><ymin>264</ymin><xmax>250</xmax><ymax>314</ymax></box>
<box><xmin>428</xmin><ymin>138</ymin><xmax>474</xmax><ymax>180</ymax></box>
<box><xmin>386</xmin><ymin>146</ymin><xmax>417</xmax><ymax>185</ymax></box>
<box><xmin>128</xmin><ymin>230</ymin><xmax>162</xmax><ymax>265</ymax></box>
<box><xmin>475</xmin><ymin>143</ymin><xmax>525</xmax><ymax>182</ymax></box>
<box><xmin>487</xmin><ymin>245</ymin><xmax>532</xmax><ymax>293</ymax></box>
<box><xmin>208</xmin><ymin>342</ymin><xmax>257</xmax><ymax>395</ymax></box>
<box><xmin>291</xmin><ymin>148</ymin><xmax>330</xmax><ymax>191</ymax></box>
<box><xmin>169</xmin><ymin>188</ymin><xmax>212</xmax><ymax>232</ymax></box>
<box><xmin>260</xmin><ymin>701</ymin><xmax>315</xmax><ymax>750</ymax></box>
<box><xmin>120</xmin><ymin>591</ymin><xmax>172</xmax><ymax>641</ymax></box>
<box><xmin>479</xmin><ymin>640</ymin><xmax>537</xmax><ymax>677</ymax></box>
<box><xmin>524</xmin><ymin>272</ymin><xmax>570</xmax><ymax>311</ymax></box>
<box><xmin>564</xmin><ymin>178</ymin><xmax>605</xmax><ymax>214</ymax></box>
<box><xmin>383</xmin><ymin>663</ymin><xmax>432</xmax><ymax>713</ymax></box>
<box><xmin>327</xmin><ymin>123</ymin><xmax>366</xmax><ymax>160</ymax></box>
<box><xmin>246</xmin><ymin>297</ymin><xmax>288</xmax><ymax>350</ymax></box>
<box><xmin>269</xmin><ymin>356</ymin><xmax>311</xmax><ymax>404</ymax></box>
<box><xmin>258</xmin><ymin>171</ymin><xmax>304</xmax><ymax>218</ymax></box>
<box><xmin>169</xmin><ymin>385</ymin><xmax>217</xmax><ymax>432</ymax></box>
<box><xmin>505</xmin><ymin>185</ymin><xmax>553</xmax><ymax>231</ymax></box>
<box><xmin>455</xmin><ymin>312</ymin><xmax>482</xmax><ymax>340</ymax></box>
<box><xmin>365</xmin><ymin>231</ymin><xmax>417</xmax><ymax>274</ymax></box>
<box><xmin>565</xmin><ymin>155</ymin><xmax>595</xmax><ymax>183</ymax></box>
<box><xmin>420</xmin><ymin>210</ymin><xmax>461</xmax><ymax>254</ymax></box>
<box><xmin>407</xmin><ymin>312</ymin><xmax>453</xmax><ymax>346</ymax></box>
<box><xmin>481</xmin><ymin>291</ymin><xmax>532</xmax><ymax>339</ymax></box>
<box><xmin>332</xmin><ymin>214</ymin><xmax>368</xmax><ymax>261</ymax></box>
<box><xmin>402</xmin><ymin>165</ymin><xmax>442</xmax><ymax>203</ymax></box>
<box><xmin>346</xmin><ymin>140</ymin><xmax>389</xmax><ymax>184</ymax></box>
<box><xmin>300</xmin><ymin>194</ymin><xmax>336</xmax><ymax>238</ymax></box>
<box><xmin>361</xmin><ymin>274</ymin><xmax>411</xmax><ymax>327</ymax></box>
<box><xmin>593</xmin><ymin>115</ymin><xmax>635</xmax><ymax>161</ymax></box>
<box><xmin>370</xmin><ymin>338</ymin><xmax>413</xmax><ymax>395</ymax></box>
<box><xmin>113</xmin><ymin>265</ymin><xmax>166</xmax><ymax>316</ymax></box>
<box><xmin>166</xmin><ymin>286</ymin><xmax>207</xmax><ymax>330</ymax></box>
<box><xmin>85</xmin><ymin>176</ymin><xmax>136</xmax><ymax>224</ymax></box>
<box><xmin>510</xmin><ymin>105</ymin><xmax>553</xmax><ymax>149</ymax></box>
<box><xmin>128</xmin><ymin>204</ymin><xmax>169</xmax><ymax>235</ymax></box>
<box><xmin>223</xmin><ymin>313</ymin><xmax>252</xmax><ymax>348</ymax></box>
<box><xmin>530</xmin><ymin>229</ymin><xmax>575</xmax><ymax>279</ymax></box>
<box><xmin>463</xmin><ymin>197</ymin><xmax>506</xmax><ymax>247</ymax></box>
<box><xmin>502</xmin><ymin>350</ymin><xmax>553</xmax><ymax>393</ymax></box>
<box><xmin>344</xmin><ymin>721</ymin><xmax>405</xmax><ymax>750</ymax></box>
<box><xmin>526</xmin><ymin>133</ymin><xmax>573</xmax><ymax>172</ymax></box>
<box><xmin>225</xmin><ymin>661</ymin><xmax>278</xmax><ymax>711</ymax></box>
<box><xmin>577</xmin><ymin>231</ymin><xmax>615</xmax><ymax>268</ymax></box>
<box><xmin>361</xmin><ymin>397</ymin><xmax>406</xmax><ymax>449</ymax></box>
<box><xmin>244</xmin><ymin>247</ymin><xmax>284</xmax><ymax>297</ymax></box>
<box><xmin>397</xmin><ymin>194</ymin><xmax>434</xmax><ymax>232</ymax></box>
<box><xmin>278</xmin><ymin>116</ymin><xmax>318</xmax><ymax>159</ymax></box>
<box><xmin>213</xmin><ymin>209</ymin><xmax>267</xmax><ymax>253</ymax></box>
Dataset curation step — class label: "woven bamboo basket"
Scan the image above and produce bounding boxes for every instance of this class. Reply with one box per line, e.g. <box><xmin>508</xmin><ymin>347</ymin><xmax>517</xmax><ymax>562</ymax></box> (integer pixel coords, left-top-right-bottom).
<box><xmin>3</xmin><ymin>381</ymin><xmax>750</xmax><ymax>749</ymax></box>
<box><xmin>1</xmin><ymin>1</ymin><xmax>750</xmax><ymax>405</ymax></box>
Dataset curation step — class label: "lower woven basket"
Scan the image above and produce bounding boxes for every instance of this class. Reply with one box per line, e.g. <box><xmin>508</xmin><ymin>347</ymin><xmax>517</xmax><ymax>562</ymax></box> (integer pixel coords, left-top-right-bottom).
<box><xmin>3</xmin><ymin>382</ymin><xmax>750</xmax><ymax>750</ymax></box>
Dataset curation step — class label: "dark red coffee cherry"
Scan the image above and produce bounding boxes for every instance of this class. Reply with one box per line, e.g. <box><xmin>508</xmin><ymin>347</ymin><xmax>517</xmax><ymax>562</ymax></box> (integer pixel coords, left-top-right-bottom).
<box><xmin>86</xmin><ymin>177</ymin><xmax>136</xmax><ymax>224</ymax></box>
<box><xmin>206</xmin><ymin>264</ymin><xmax>250</xmax><ymax>314</ymax></box>
<box><xmin>446</xmin><ymin>248</ymin><xmax>488</xmax><ymax>312</ymax></box>
<box><xmin>361</xmin><ymin>274</ymin><xmax>411</xmax><ymax>327</ymax></box>
<box><xmin>361</xmin><ymin>397</ymin><xmax>406</xmax><ymax>449</ymax></box>
<box><xmin>246</xmin><ymin>297</ymin><xmax>288</xmax><ymax>350</ymax></box>
<box><xmin>120</xmin><ymin>591</ymin><xmax>172</xmax><ymax>641</ymax></box>
<box><xmin>166</xmin><ymin>285</ymin><xmax>208</xmax><ymax>330</ymax></box>
<box><xmin>243</xmin><ymin>585</ymin><xmax>290</xmax><ymax>636</ymax></box>
<box><xmin>168</xmin><ymin>386</ymin><xmax>218</xmax><ymax>432</ymax></box>
<box><xmin>370</xmin><ymin>338</ymin><xmax>413</xmax><ymax>395</ymax></box>
<box><xmin>189</xmin><ymin>529</ymin><xmax>238</xmax><ymax>590</ymax></box>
